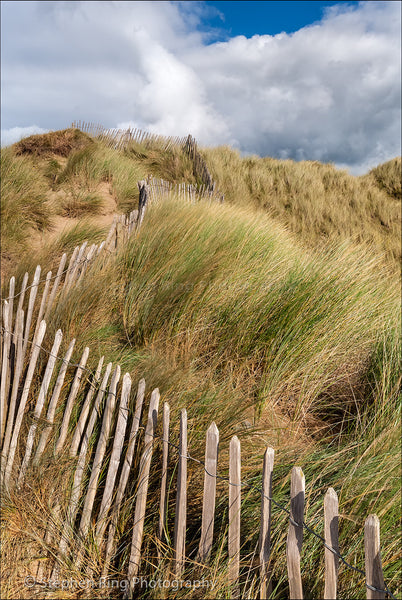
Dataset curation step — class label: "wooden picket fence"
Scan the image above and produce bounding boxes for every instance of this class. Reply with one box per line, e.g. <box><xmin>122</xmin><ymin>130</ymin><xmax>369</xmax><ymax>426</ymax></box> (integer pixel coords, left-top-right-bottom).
<box><xmin>147</xmin><ymin>176</ymin><xmax>224</xmax><ymax>205</ymax></box>
<box><xmin>0</xmin><ymin>174</ymin><xmax>220</xmax><ymax>429</ymax></box>
<box><xmin>183</xmin><ymin>134</ymin><xmax>216</xmax><ymax>193</ymax></box>
<box><xmin>71</xmin><ymin>120</ymin><xmax>223</xmax><ymax>200</ymax></box>
<box><xmin>0</xmin><ymin>322</ymin><xmax>389</xmax><ymax>599</ymax></box>
<box><xmin>0</xmin><ymin>180</ymin><xmax>391</xmax><ymax>599</ymax></box>
<box><xmin>71</xmin><ymin>120</ymin><xmax>188</xmax><ymax>152</ymax></box>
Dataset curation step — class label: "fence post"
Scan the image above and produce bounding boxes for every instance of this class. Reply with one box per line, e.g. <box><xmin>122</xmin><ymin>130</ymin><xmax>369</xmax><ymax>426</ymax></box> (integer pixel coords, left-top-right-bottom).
<box><xmin>137</xmin><ymin>181</ymin><xmax>149</xmax><ymax>230</ymax></box>
<box><xmin>197</xmin><ymin>421</ymin><xmax>219</xmax><ymax>563</ymax></box>
<box><xmin>0</xmin><ymin>301</ymin><xmax>11</xmax><ymax>443</ymax></box>
<box><xmin>7</xmin><ymin>275</ymin><xmax>15</xmax><ymax>333</ymax></box>
<box><xmin>105</xmin><ymin>220</ymin><xmax>117</xmax><ymax>253</ymax></box>
<box><xmin>159</xmin><ymin>402</ymin><xmax>170</xmax><ymax>550</ymax></box>
<box><xmin>286</xmin><ymin>466</ymin><xmax>305</xmax><ymax>599</ymax></box>
<box><xmin>259</xmin><ymin>447</ymin><xmax>275</xmax><ymax>599</ymax></box>
<box><xmin>66</xmin><ymin>241</ymin><xmax>88</xmax><ymax>290</ymax></box>
<box><xmin>364</xmin><ymin>515</ymin><xmax>386</xmax><ymax>599</ymax></box>
<box><xmin>126</xmin><ymin>388</ymin><xmax>160</xmax><ymax>598</ymax></box>
<box><xmin>174</xmin><ymin>408</ymin><xmax>187</xmax><ymax>577</ymax></box>
<box><xmin>228</xmin><ymin>435</ymin><xmax>241</xmax><ymax>594</ymax></box>
<box><xmin>324</xmin><ymin>487</ymin><xmax>339</xmax><ymax>599</ymax></box>
<box><xmin>77</xmin><ymin>244</ymin><xmax>97</xmax><ymax>282</ymax></box>
<box><xmin>5</xmin><ymin>277</ymin><xmax>15</xmax><ymax>403</ymax></box>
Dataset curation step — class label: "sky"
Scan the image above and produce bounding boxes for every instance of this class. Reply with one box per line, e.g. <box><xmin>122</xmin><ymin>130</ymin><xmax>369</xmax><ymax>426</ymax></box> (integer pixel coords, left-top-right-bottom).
<box><xmin>1</xmin><ymin>0</ymin><xmax>401</xmax><ymax>174</ymax></box>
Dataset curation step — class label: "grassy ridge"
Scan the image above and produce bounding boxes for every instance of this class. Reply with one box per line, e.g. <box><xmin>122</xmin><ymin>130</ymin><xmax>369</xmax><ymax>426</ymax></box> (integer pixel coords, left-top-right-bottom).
<box><xmin>1</xmin><ymin>131</ymin><xmax>401</xmax><ymax>598</ymax></box>
<box><xmin>2</xmin><ymin>131</ymin><xmax>400</xmax><ymax>274</ymax></box>
<box><xmin>201</xmin><ymin>147</ymin><xmax>401</xmax><ymax>271</ymax></box>
<box><xmin>36</xmin><ymin>196</ymin><xmax>399</xmax><ymax>597</ymax></box>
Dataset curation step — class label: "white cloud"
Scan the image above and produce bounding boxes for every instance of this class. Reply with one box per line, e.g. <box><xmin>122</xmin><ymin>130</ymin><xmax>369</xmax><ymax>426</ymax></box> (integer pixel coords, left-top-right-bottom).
<box><xmin>1</xmin><ymin>1</ymin><xmax>400</xmax><ymax>172</ymax></box>
<box><xmin>1</xmin><ymin>126</ymin><xmax>49</xmax><ymax>147</ymax></box>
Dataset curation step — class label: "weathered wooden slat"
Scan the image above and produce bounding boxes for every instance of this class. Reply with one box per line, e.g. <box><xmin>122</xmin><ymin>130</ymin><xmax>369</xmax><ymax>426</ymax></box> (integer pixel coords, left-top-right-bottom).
<box><xmin>4</xmin><ymin>320</ymin><xmax>47</xmax><ymax>487</ymax></box>
<box><xmin>137</xmin><ymin>181</ymin><xmax>149</xmax><ymax>230</ymax></box>
<box><xmin>6</xmin><ymin>276</ymin><xmax>15</xmax><ymax>341</ymax></box>
<box><xmin>65</xmin><ymin>241</ymin><xmax>88</xmax><ymax>290</ymax></box>
<box><xmin>174</xmin><ymin>408</ymin><xmax>187</xmax><ymax>577</ymax></box>
<box><xmin>95</xmin><ymin>372</ymin><xmax>132</xmax><ymax>542</ymax></box>
<box><xmin>128</xmin><ymin>210</ymin><xmax>139</xmax><ymax>235</ymax></box>
<box><xmin>286</xmin><ymin>467</ymin><xmax>305</xmax><ymax>599</ymax></box>
<box><xmin>44</xmin><ymin>253</ymin><xmax>67</xmax><ymax>321</ymax></box>
<box><xmin>103</xmin><ymin>378</ymin><xmax>146</xmax><ymax>572</ymax></box>
<box><xmin>197</xmin><ymin>421</ymin><xmax>219</xmax><ymax>563</ymax></box>
<box><xmin>324</xmin><ymin>487</ymin><xmax>339</xmax><ymax>599</ymax></box>
<box><xmin>63</xmin><ymin>246</ymin><xmax>79</xmax><ymax>291</ymax></box>
<box><xmin>126</xmin><ymin>388</ymin><xmax>160</xmax><ymax>598</ymax></box>
<box><xmin>22</xmin><ymin>265</ymin><xmax>41</xmax><ymax>361</ymax></box>
<box><xmin>1</xmin><ymin>308</ymin><xmax>24</xmax><ymax>472</ymax></box>
<box><xmin>34</xmin><ymin>339</ymin><xmax>77</xmax><ymax>464</ymax></box>
<box><xmin>115</xmin><ymin>221</ymin><xmax>123</xmax><ymax>247</ymax></box>
<box><xmin>69</xmin><ymin>355</ymin><xmax>104</xmax><ymax>457</ymax></box>
<box><xmin>159</xmin><ymin>402</ymin><xmax>170</xmax><ymax>549</ymax></box>
<box><xmin>32</xmin><ymin>271</ymin><xmax>52</xmax><ymax>347</ymax></box>
<box><xmin>54</xmin><ymin>346</ymin><xmax>90</xmax><ymax>454</ymax></box>
<box><xmin>77</xmin><ymin>244</ymin><xmax>96</xmax><ymax>282</ymax></box>
<box><xmin>105</xmin><ymin>220</ymin><xmax>117</xmax><ymax>252</ymax></box>
<box><xmin>79</xmin><ymin>365</ymin><xmax>121</xmax><ymax>537</ymax></box>
<box><xmin>14</xmin><ymin>273</ymin><xmax>29</xmax><ymax>337</ymax></box>
<box><xmin>0</xmin><ymin>301</ymin><xmax>11</xmax><ymax>442</ymax></box>
<box><xmin>259</xmin><ymin>447</ymin><xmax>275</xmax><ymax>599</ymax></box>
<box><xmin>364</xmin><ymin>515</ymin><xmax>386</xmax><ymax>599</ymax></box>
<box><xmin>18</xmin><ymin>329</ymin><xmax>63</xmax><ymax>485</ymax></box>
<box><xmin>228</xmin><ymin>435</ymin><xmax>241</xmax><ymax>593</ymax></box>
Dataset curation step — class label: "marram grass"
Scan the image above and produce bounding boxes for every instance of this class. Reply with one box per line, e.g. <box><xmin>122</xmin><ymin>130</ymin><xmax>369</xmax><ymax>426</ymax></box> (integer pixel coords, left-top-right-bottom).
<box><xmin>1</xmin><ymin>132</ymin><xmax>400</xmax><ymax>599</ymax></box>
<box><xmin>201</xmin><ymin>146</ymin><xmax>401</xmax><ymax>271</ymax></box>
<box><xmin>32</xmin><ymin>196</ymin><xmax>400</xmax><ymax>597</ymax></box>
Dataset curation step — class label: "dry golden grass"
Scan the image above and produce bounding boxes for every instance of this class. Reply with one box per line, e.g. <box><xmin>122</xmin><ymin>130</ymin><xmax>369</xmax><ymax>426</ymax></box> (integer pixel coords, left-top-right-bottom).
<box><xmin>1</xmin><ymin>131</ymin><xmax>401</xmax><ymax>599</ymax></box>
<box><xmin>14</xmin><ymin>128</ymin><xmax>93</xmax><ymax>158</ymax></box>
<box><xmin>201</xmin><ymin>146</ymin><xmax>401</xmax><ymax>272</ymax></box>
<box><xmin>369</xmin><ymin>156</ymin><xmax>401</xmax><ymax>200</ymax></box>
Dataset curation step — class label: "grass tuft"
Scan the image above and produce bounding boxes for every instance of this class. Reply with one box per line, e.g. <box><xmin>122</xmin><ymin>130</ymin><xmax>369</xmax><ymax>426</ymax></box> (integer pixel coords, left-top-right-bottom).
<box><xmin>1</xmin><ymin>147</ymin><xmax>52</xmax><ymax>261</ymax></box>
<box><xmin>60</xmin><ymin>188</ymin><xmax>103</xmax><ymax>217</ymax></box>
<box><xmin>369</xmin><ymin>157</ymin><xmax>402</xmax><ymax>200</ymax></box>
<box><xmin>13</xmin><ymin>128</ymin><xmax>93</xmax><ymax>158</ymax></box>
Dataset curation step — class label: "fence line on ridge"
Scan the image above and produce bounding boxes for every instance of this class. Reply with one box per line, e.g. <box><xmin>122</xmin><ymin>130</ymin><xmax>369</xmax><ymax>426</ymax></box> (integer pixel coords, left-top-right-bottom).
<box><xmin>71</xmin><ymin>120</ymin><xmax>223</xmax><ymax>200</ymax></box>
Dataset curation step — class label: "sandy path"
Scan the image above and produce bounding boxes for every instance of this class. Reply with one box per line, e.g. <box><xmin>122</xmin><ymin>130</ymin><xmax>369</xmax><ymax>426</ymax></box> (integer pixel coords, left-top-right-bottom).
<box><xmin>30</xmin><ymin>182</ymin><xmax>119</xmax><ymax>251</ymax></box>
